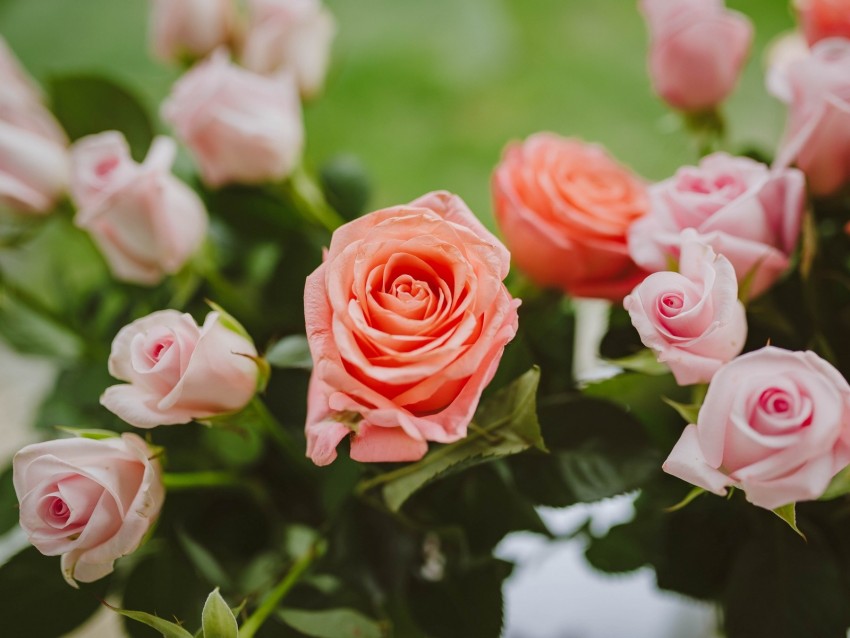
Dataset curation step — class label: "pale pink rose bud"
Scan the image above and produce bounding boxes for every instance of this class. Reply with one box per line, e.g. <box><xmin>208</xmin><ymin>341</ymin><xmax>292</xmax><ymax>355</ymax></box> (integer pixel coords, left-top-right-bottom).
<box><xmin>663</xmin><ymin>346</ymin><xmax>850</xmax><ymax>510</ymax></box>
<box><xmin>492</xmin><ymin>133</ymin><xmax>650</xmax><ymax>301</ymax></box>
<box><xmin>149</xmin><ymin>0</ymin><xmax>238</xmax><ymax>63</ymax></box>
<box><xmin>70</xmin><ymin>132</ymin><xmax>208</xmax><ymax>286</ymax></box>
<box><xmin>795</xmin><ymin>0</ymin><xmax>850</xmax><ymax>46</ymax></box>
<box><xmin>304</xmin><ymin>191</ymin><xmax>520</xmax><ymax>466</ymax></box>
<box><xmin>623</xmin><ymin>231</ymin><xmax>746</xmax><ymax>385</ymax></box>
<box><xmin>102</xmin><ymin>309</ymin><xmax>259</xmax><ymax>428</ymax></box>
<box><xmin>13</xmin><ymin>433</ymin><xmax>164</xmax><ymax>586</ymax></box>
<box><xmin>0</xmin><ymin>37</ymin><xmax>69</xmax><ymax>214</ymax></box>
<box><xmin>628</xmin><ymin>152</ymin><xmax>806</xmax><ymax>298</ymax></box>
<box><xmin>161</xmin><ymin>50</ymin><xmax>304</xmax><ymax>187</ymax></box>
<box><xmin>242</xmin><ymin>0</ymin><xmax>336</xmax><ymax>98</ymax></box>
<box><xmin>639</xmin><ymin>0</ymin><xmax>753</xmax><ymax>112</ymax></box>
<box><xmin>772</xmin><ymin>38</ymin><xmax>850</xmax><ymax>197</ymax></box>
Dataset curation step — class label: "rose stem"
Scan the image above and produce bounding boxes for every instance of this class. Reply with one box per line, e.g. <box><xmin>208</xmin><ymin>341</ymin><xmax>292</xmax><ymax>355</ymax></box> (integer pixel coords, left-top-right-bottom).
<box><xmin>239</xmin><ymin>539</ymin><xmax>326</xmax><ymax>638</ymax></box>
<box><xmin>162</xmin><ymin>471</ymin><xmax>247</xmax><ymax>491</ymax></box>
<box><xmin>250</xmin><ymin>397</ymin><xmax>314</xmax><ymax>472</ymax></box>
<box><xmin>283</xmin><ymin>165</ymin><xmax>346</xmax><ymax>233</ymax></box>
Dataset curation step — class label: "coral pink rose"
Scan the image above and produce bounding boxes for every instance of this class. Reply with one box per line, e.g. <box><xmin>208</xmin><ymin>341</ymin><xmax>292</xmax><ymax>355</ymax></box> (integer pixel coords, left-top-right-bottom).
<box><xmin>640</xmin><ymin>0</ymin><xmax>753</xmax><ymax>112</ymax></box>
<box><xmin>492</xmin><ymin>133</ymin><xmax>649</xmax><ymax>301</ymax></box>
<box><xmin>13</xmin><ymin>433</ymin><xmax>164</xmax><ymax>586</ymax></box>
<box><xmin>0</xmin><ymin>37</ymin><xmax>68</xmax><ymax>214</ymax></box>
<box><xmin>242</xmin><ymin>0</ymin><xmax>336</xmax><ymax>98</ymax></box>
<box><xmin>161</xmin><ymin>50</ymin><xmax>304</xmax><ymax>187</ymax></box>
<box><xmin>304</xmin><ymin>191</ymin><xmax>520</xmax><ymax>465</ymax></box>
<box><xmin>663</xmin><ymin>346</ymin><xmax>850</xmax><ymax>509</ymax></box>
<box><xmin>102</xmin><ymin>309</ymin><xmax>259</xmax><ymax>428</ymax></box>
<box><xmin>795</xmin><ymin>0</ymin><xmax>850</xmax><ymax>46</ymax></box>
<box><xmin>772</xmin><ymin>38</ymin><xmax>850</xmax><ymax>197</ymax></box>
<box><xmin>624</xmin><ymin>231</ymin><xmax>746</xmax><ymax>385</ymax></box>
<box><xmin>149</xmin><ymin>0</ymin><xmax>238</xmax><ymax>63</ymax></box>
<box><xmin>71</xmin><ymin>132</ymin><xmax>208</xmax><ymax>285</ymax></box>
<box><xmin>628</xmin><ymin>152</ymin><xmax>806</xmax><ymax>298</ymax></box>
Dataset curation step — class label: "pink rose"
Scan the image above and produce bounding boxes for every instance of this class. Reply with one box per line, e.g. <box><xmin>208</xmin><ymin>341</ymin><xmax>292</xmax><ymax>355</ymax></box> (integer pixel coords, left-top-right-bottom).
<box><xmin>795</xmin><ymin>0</ymin><xmax>850</xmax><ymax>46</ymax></box>
<box><xmin>639</xmin><ymin>0</ymin><xmax>753</xmax><ymax>112</ymax></box>
<box><xmin>242</xmin><ymin>0</ymin><xmax>336</xmax><ymax>98</ymax></box>
<box><xmin>663</xmin><ymin>346</ymin><xmax>850</xmax><ymax>509</ymax></box>
<box><xmin>161</xmin><ymin>50</ymin><xmax>304</xmax><ymax>187</ymax></box>
<box><xmin>149</xmin><ymin>0</ymin><xmax>238</xmax><ymax>63</ymax></box>
<box><xmin>70</xmin><ymin>132</ymin><xmax>208</xmax><ymax>285</ymax></box>
<box><xmin>0</xmin><ymin>37</ymin><xmax>68</xmax><ymax>214</ymax></box>
<box><xmin>13</xmin><ymin>433</ymin><xmax>164</xmax><ymax>586</ymax></box>
<box><xmin>624</xmin><ymin>231</ymin><xmax>746</xmax><ymax>385</ymax></box>
<box><xmin>772</xmin><ymin>38</ymin><xmax>850</xmax><ymax>197</ymax></box>
<box><xmin>102</xmin><ymin>309</ymin><xmax>259</xmax><ymax>428</ymax></box>
<box><xmin>628</xmin><ymin>152</ymin><xmax>806</xmax><ymax>298</ymax></box>
<box><xmin>304</xmin><ymin>191</ymin><xmax>520</xmax><ymax>465</ymax></box>
<box><xmin>492</xmin><ymin>133</ymin><xmax>650</xmax><ymax>301</ymax></box>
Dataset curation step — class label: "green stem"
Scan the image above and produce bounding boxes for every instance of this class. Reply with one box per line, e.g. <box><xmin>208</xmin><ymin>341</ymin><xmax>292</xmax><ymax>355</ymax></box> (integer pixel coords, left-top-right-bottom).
<box><xmin>286</xmin><ymin>166</ymin><xmax>346</xmax><ymax>233</ymax></box>
<box><xmin>162</xmin><ymin>471</ymin><xmax>246</xmax><ymax>491</ymax></box>
<box><xmin>239</xmin><ymin>540</ymin><xmax>325</xmax><ymax>638</ymax></box>
<box><xmin>0</xmin><ymin>274</ymin><xmax>82</xmax><ymax>338</ymax></box>
<box><xmin>250</xmin><ymin>397</ymin><xmax>312</xmax><ymax>470</ymax></box>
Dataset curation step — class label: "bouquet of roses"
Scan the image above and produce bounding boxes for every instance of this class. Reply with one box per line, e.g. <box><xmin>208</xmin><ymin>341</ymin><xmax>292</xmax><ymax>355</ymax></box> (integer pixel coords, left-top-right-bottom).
<box><xmin>2</xmin><ymin>0</ymin><xmax>850</xmax><ymax>636</ymax></box>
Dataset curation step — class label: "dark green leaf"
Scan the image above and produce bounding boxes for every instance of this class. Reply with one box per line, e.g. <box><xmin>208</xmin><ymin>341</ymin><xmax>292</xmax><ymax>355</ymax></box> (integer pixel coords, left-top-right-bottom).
<box><xmin>0</xmin><ymin>465</ymin><xmax>18</xmax><ymax>536</ymax></box>
<box><xmin>49</xmin><ymin>75</ymin><xmax>154</xmax><ymax>160</ymax></box>
<box><xmin>319</xmin><ymin>154</ymin><xmax>372</xmax><ymax>220</ymax></box>
<box><xmin>177</xmin><ymin>530</ymin><xmax>233</xmax><ymax>591</ymax></box>
<box><xmin>277</xmin><ymin>607</ymin><xmax>386</xmax><ymax>638</ymax></box>
<box><xmin>585</xmin><ymin>521</ymin><xmax>651</xmax><ymax>573</ymax></box>
<box><xmin>605</xmin><ymin>349</ymin><xmax>669</xmax><ymax>376</ymax></box>
<box><xmin>112</xmin><ymin>609</ymin><xmax>194</xmax><ymax>638</ymax></box>
<box><xmin>0</xmin><ymin>547</ymin><xmax>107</xmax><ymax>637</ymax></box>
<box><xmin>661</xmin><ymin>397</ymin><xmax>701</xmax><ymax>425</ymax></box>
<box><xmin>265</xmin><ymin>335</ymin><xmax>313</xmax><ymax>370</ymax></box>
<box><xmin>201</xmin><ymin>588</ymin><xmax>237</xmax><ymax>638</ymax></box>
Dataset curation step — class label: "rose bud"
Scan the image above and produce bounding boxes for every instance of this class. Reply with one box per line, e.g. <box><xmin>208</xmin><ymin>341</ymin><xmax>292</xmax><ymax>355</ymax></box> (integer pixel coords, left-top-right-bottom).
<box><xmin>628</xmin><ymin>152</ymin><xmax>806</xmax><ymax>298</ymax></box>
<box><xmin>663</xmin><ymin>346</ymin><xmax>850</xmax><ymax>510</ymax></box>
<box><xmin>795</xmin><ymin>0</ymin><xmax>850</xmax><ymax>46</ymax></box>
<box><xmin>101</xmin><ymin>309</ymin><xmax>259</xmax><ymax>428</ymax></box>
<box><xmin>639</xmin><ymin>0</ymin><xmax>753</xmax><ymax>112</ymax></box>
<box><xmin>0</xmin><ymin>36</ymin><xmax>69</xmax><ymax>214</ymax></box>
<box><xmin>70</xmin><ymin>132</ymin><xmax>208</xmax><ymax>286</ymax></box>
<box><xmin>624</xmin><ymin>231</ymin><xmax>746</xmax><ymax>385</ymax></box>
<box><xmin>149</xmin><ymin>0</ymin><xmax>239</xmax><ymax>63</ymax></box>
<box><xmin>304</xmin><ymin>191</ymin><xmax>520</xmax><ymax>465</ymax></box>
<box><xmin>13</xmin><ymin>433</ymin><xmax>164</xmax><ymax>586</ymax></box>
<box><xmin>492</xmin><ymin>133</ymin><xmax>650</xmax><ymax>301</ymax></box>
<box><xmin>161</xmin><ymin>50</ymin><xmax>304</xmax><ymax>187</ymax></box>
<box><xmin>241</xmin><ymin>0</ymin><xmax>336</xmax><ymax>98</ymax></box>
<box><xmin>772</xmin><ymin>38</ymin><xmax>850</xmax><ymax>197</ymax></box>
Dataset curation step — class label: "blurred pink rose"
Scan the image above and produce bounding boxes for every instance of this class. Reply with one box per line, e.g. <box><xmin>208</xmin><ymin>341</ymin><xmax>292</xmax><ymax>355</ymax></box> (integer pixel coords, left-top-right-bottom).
<box><xmin>663</xmin><ymin>346</ymin><xmax>850</xmax><ymax>510</ymax></box>
<box><xmin>795</xmin><ymin>0</ymin><xmax>850</xmax><ymax>46</ymax></box>
<box><xmin>492</xmin><ymin>133</ymin><xmax>650</xmax><ymax>301</ymax></box>
<box><xmin>162</xmin><ymin>50</ymin><xmax>303</xmax><ymax>187</ymax></box>
<box><xmin>102</xmin><ymin>309</ymin><xmax>259</xmax><ymax>428</ymax></box>
<box><xmin>0</xmin><ymin>37</ymin><xmax>68</xmax><ymax>214</ymax></box>
<box><xmin>624</xmin><ymin>231</ymin><xmax>746</xmax><ymax>385</ymax></box>
<box><xmin>242</xmin><ymin>0</ymin><xmax>336</xmax><ymax>98</ymax></box>
<box><xmin>13</xmin><ymin>433</ymin><xmax>164</xmax><ymax>586</ymax></box>
<box><xmin>628</xmin><ymin>152</ymin><xmax>805</xmax><ymax>298</ymax></box>
<box><xmin>772</xmin><ymin>38</ymin><xmax>850</xmax><ymax>196</ymax></box>
<box><xmin>70</xmin><ymin>132</ymin><xmax>208</xmax><ymax>285</ymax></box>
<box><xmin>149</xmin><ymin>0</ymin><xmax>238</xmax><ymax>63</ymax></box>
<box><xmin>640</xmin><ymin>0</ymin><xmax>753</xmax><ymax>112</ymax></box>
<box><xmin>304</xmin><ymin>191</ymin><xmax>520</xmax><ymax>466</ymax></box>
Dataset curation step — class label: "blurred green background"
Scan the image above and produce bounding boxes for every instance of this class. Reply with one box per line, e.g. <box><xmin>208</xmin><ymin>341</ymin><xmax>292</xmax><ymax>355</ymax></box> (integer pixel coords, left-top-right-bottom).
<box><xmin>0</xmin><ymin>0</ymin><xmax>793</xmax><ymax>224</ymax></box>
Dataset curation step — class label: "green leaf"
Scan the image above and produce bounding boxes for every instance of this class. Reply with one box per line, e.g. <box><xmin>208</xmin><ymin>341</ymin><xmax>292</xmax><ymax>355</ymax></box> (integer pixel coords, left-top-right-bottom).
<box><xmin>605</xmin><ymin>349</ymin><xmax>669</xmax><ymax>376</ymax></box>
<box><xmin>201</xmin><ymin>588</ymin><xmax>238</xmax><ymax>638</ymax></box>
<box><xmin>359</xmin><ymin>367</ymin><xmax>543</xmax><ymax>512</ymax></box>
<box><xmin>773</xmin><ymin>503</ymin><xmax>806</xmax><ymax>540</ymax></box>
<box><xmin>820</xmin><ymin>464</ymin><xmax>850</xmax><ymax>500</ymax></box>
<box><xmin>177</xmin><ymin>530</ymin><xmax>233</xmax><ymax>591</ymax></box>
<box><xmin>0</xmin><ymin>547</ymin><xmax>107</xmax><ymax>637</ymax></box>
<box><xmin>49</xmin><ymin>75</ymin><xmax>154</xmax><ymax>160</ymax></box>
<box><xmin>661</xmin><ymin>396</ymin><xmax>701</xmax><ymax>425</ymax></box>
<box><xmin>664</xmin><ymin>486</ymin><xmax>705</xmax><ymax>512</ymax></box>
<box><xmin>205</xmin><ymin>301</ymin><xmax>252</xmax><ymax>342</ymax></box>
<box><xmin>265</xmin><ymin>335</ymin><xmax>313</xmax><ymax>370</ymax></box>
<box><xmin>585</xmin><ymin>520</ymin><xmax>652</xmax><ymax>573</ymax></box>
<box><xmin>54</xmin><ymin>426</ymin><xmax>119</xmax><ymax>440</ymax></box>
<box><xmin>319</xmin><ymin>153</ymin><xmax>372</xmax><ymax>220</ymax></box>
<box><xmin>277</xmin><ymin>608</ymin><xmax>386</xmax><ymax>638</ymax></box>
<box><xmin>112</xmin><ymin>608</ymin><xmax>194</xmax><ymax>638</ymax></box>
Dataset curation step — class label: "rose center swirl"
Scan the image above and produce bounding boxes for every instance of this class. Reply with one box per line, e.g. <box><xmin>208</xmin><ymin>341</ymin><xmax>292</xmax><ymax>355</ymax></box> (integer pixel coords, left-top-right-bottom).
<box><xmin>748</xmin><ymin>385</ymin><xmax>813</xmax><ymax>435</ymax></box>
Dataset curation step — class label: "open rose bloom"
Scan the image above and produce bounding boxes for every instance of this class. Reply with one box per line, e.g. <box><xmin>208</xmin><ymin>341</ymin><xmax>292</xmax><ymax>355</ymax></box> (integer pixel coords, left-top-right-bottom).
<box><xmin>663</xmin><ymin>347</ymin><xmax>850</xmax><ymax>510</ymax></box>
<box><xmin>304</xmin><ymin>191</ymin><xmax>520</xmax><ymax>465</ymax></box>
<box><xmin>13</xmin><ymin>434</ymin><xmax>164</xmax><ymax>586</ymax></box>
<box><xmin>624</xmin><ymin>231</ymin><xmax>746</xmax><ymax>385</ymax></box>
<box><xmin>795</xmin><ymin>0</ymin><xmax>850</xmax><ymax>46</ymax></box>
<box><xmin>493</xmin><ymin>133</ymin><xmax>649</xmax><ymax>301</ymax></box>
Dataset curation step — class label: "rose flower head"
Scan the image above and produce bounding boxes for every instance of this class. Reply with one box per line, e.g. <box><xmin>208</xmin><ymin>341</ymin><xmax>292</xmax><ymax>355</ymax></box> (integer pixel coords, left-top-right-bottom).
<box><xmin>304</xmin><ymin>191</ymin><xmax>520</xmax><ymax>465</ymax></box>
